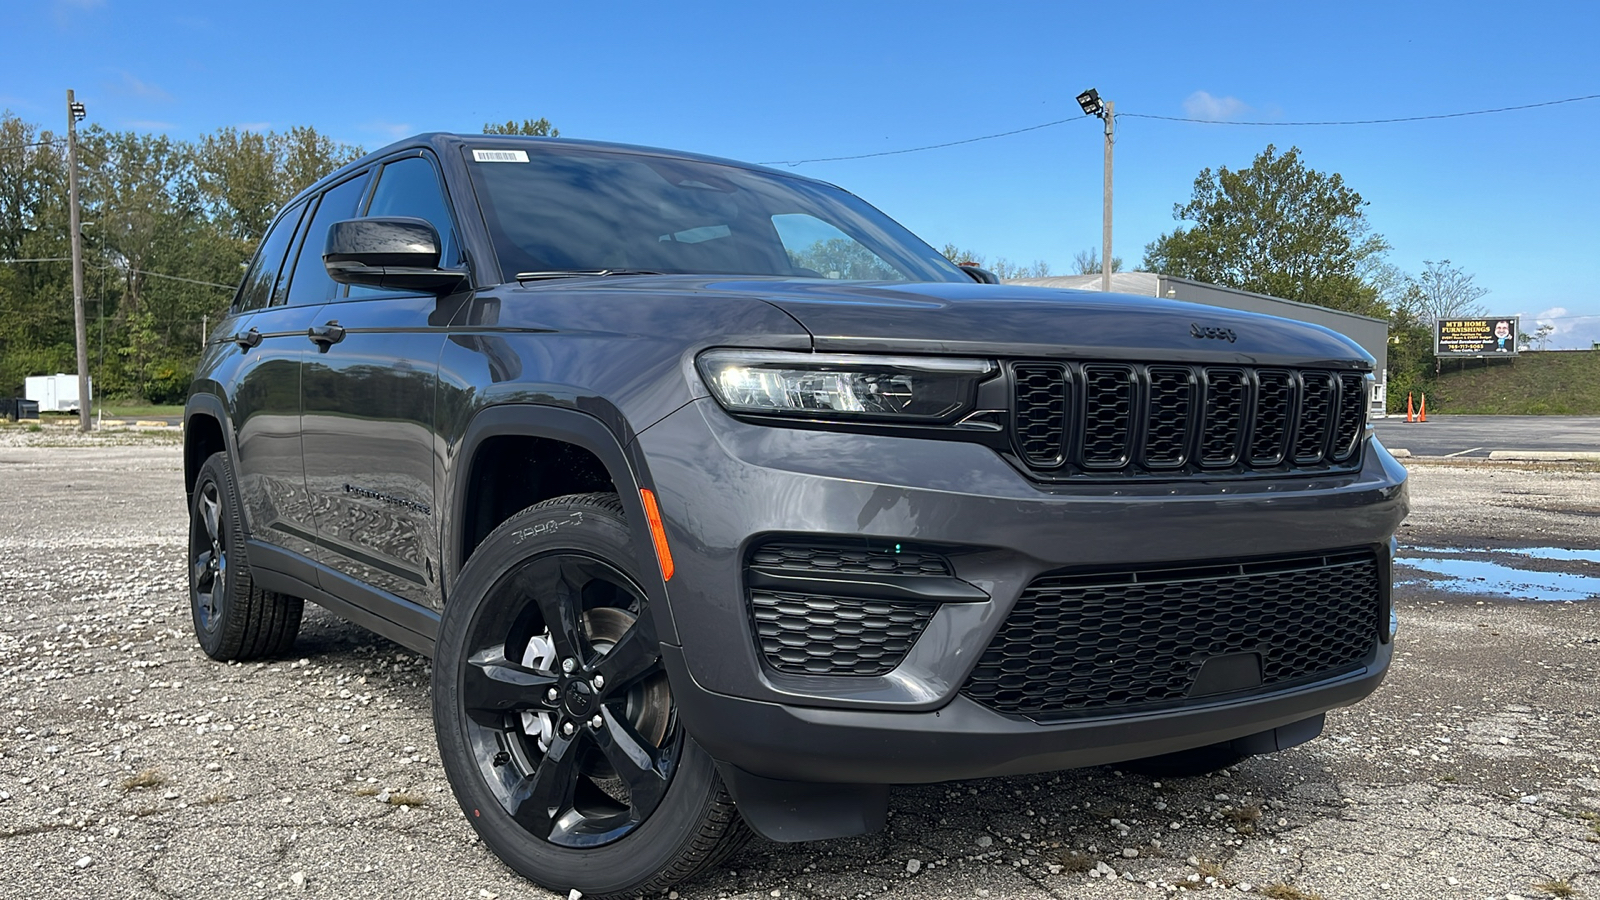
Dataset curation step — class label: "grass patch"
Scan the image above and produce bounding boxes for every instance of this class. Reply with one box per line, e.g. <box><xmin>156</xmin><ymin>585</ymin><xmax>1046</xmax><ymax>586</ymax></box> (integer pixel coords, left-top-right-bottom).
<box><xmin>199</xmin><ymin>791</ymin><xmax>233</xmax><ymax>805</ymax></box>
<box><xmin>1196</xmin><ymin>858</ymin><xmax>1226</xmax><ymax>881</ymax></box>
<box><xmin>1260</xmin><ymin>885</ymin><xmax>1325</xmax><ymax>900</ymax></box>
<box><xmin>99</xmin><ymin>403</ymin><xmax>183</xmax><ymax>418</ymax></box>
<box><xmin>121</xmin><ymin>769</ymin><xmax>166</xmax><ymax>791</ymax></box>
<box><xmin>353</xmin><ymin>785</ymin><xmax>380</xmax><ymax>797</ymax></box>
<box><xmin>386</xmin><ymin>792</ymin><xmax>428</xmax><ymax>807</ymax></box>
<box><xmin>1226</xmin><ymin>803</ymin><xmax>1262</xmax><ymax>833</ymax></box>
<box><xmin>1429</xmin><ymin>349</ymin><xmax>1600</xmax><ymax>415</ymax></box>
<box><xmin>1053</xmin><ymin>850</ymin><xmax>1097</xmax><ymax>874</ymax></box>
<box><xmin>1533</xmin><ymin>877</ymin><xmax>1579</xmax><ymax>898</ymax></box>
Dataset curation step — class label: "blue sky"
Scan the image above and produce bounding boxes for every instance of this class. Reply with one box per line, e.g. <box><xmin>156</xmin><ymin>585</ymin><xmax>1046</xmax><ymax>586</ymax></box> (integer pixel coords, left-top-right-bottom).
<box><xmin>6</xmin><ymin>0</ymin><xmax>1599</xmax><ymax>347</ymax></box>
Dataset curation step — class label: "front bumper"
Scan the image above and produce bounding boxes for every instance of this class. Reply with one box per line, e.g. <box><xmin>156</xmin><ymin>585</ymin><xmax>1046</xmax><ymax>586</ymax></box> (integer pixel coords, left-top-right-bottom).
<box><xmin>635</xmin><ymin>398</ymin><xmax>1408</xmax><ymax>782</ymax></box>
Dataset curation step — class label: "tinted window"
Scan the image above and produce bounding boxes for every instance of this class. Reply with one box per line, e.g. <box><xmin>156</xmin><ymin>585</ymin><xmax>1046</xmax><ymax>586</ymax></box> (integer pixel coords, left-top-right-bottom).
<box><xmin>465</xmin><ymin>146</ymin><xmax>966</xmax><ymax>284</ymax></box>
<box><xmin>283</xmin><ymin>171</ymin><xmax>371</xmax><ymax>306</ymax></box>
<box><xmin>234</xmin><ymin>200</ymin><xmax>307</xmax><ymax>312</ymax></box>
<box><xmin>365</xmin><ymin>156</ymin><xmax>459</xmax><ymax>264</ymax></box>
<box><xmin>773</xmin><ymin>213</ymin><xmax>901</xmax><ymax>281</ymax></box>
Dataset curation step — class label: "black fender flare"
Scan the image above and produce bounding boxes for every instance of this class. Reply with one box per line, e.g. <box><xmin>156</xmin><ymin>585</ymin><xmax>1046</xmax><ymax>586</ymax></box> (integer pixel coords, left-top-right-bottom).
<box><xmin>182</xmin><ymin>390</ymin><xmax>236</xmax><ymax>504</ymax></box>
<box><xmin>444</xmin><ymin>403</ymin><xmax>680</xmax><ymax>644</ymax></box>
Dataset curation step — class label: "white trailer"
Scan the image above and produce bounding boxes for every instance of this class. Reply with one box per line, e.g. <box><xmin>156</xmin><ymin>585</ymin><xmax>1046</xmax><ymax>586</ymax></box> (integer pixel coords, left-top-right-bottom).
<box><xmin>24</xmin><ymin>374</ymin><xmax>92</xmax><ymax>413</ymax></box>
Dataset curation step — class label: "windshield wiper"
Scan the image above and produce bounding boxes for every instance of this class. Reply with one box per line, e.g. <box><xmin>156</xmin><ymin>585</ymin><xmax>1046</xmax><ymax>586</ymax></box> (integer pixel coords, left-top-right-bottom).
<box><xmin>514</xmin><ymin>269</ymin><xmax>664</xmax><ymax>282</ymax></box>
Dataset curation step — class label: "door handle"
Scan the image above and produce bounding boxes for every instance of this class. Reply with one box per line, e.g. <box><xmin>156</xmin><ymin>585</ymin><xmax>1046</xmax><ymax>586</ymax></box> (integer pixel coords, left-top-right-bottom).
<box><xmin>230</xmin><ymin>327</ymin><xmax>262</xmax><ymax>350</ymax></box>
<box><xmin>307</xmin><ymin>321</ymin><xmax>346</xmax><ymax>351</ymax></box>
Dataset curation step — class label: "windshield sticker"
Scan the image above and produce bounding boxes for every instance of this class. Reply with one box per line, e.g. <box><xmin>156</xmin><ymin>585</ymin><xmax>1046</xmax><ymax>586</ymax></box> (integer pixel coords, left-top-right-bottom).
<box><xmin>473</xmin><ymin>149</ymin><xmax>529</xmax><ymax>163</ymax></box>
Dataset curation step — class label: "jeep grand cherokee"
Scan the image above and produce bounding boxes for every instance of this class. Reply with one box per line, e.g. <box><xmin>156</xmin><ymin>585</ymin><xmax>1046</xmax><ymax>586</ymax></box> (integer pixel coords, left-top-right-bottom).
<box><xmin>183</xmin><ymin>133</ymin><xmax>1407</xmax><ymax>897</ymax></box>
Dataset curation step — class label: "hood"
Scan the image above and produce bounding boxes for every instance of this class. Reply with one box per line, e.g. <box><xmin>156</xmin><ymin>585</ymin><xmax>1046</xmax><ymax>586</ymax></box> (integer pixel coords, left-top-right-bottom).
<box><xmin>505</xmin><ymin>276</ymin><xmax>1373</xmax><ymax>368</ymax></box>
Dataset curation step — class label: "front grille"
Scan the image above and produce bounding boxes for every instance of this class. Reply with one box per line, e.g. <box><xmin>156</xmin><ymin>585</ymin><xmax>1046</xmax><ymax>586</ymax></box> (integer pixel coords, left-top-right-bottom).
<box><xmin>751</xmin><ymin>591</ymin><xmax>935</xmax><ymax>676</ymax></box>
<box><xmin>1012</xmin><ymin>363</ymin><xmax>1069</xmax><ymax>466</ymax></box>
<box><xmin>961</xmin><ymin>550</ymin><xmax>1381</xmax><ymax>721</ymax></box>
<box><xmin>1009</xmin><ymin>362</ymin><xmax>1367</xmax><ymax>478</ymax></box>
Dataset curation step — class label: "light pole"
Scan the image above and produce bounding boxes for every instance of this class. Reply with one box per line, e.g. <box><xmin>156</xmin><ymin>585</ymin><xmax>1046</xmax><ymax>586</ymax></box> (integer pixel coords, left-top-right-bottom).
<box><xmin>67</xmin><ymin>90</ymin><xmax>91</xmax><ymax>431</ymax></box>
<box><xmin>1076</xmin><ymin>88</ymin><xmax>1114</xmax><ymax>293</ymax></box>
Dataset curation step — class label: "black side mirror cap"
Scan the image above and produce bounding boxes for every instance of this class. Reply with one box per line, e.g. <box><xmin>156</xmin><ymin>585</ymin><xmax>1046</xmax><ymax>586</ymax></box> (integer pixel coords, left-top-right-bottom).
<box><xmin>959</xmin><ymin>264</ymin><xmax>1001</xmax><ymax>285</ymax></box>
<box><xmin>324</xmin><ymin>217</ymin><xmax>467</xmax><ymax>293</ymax></box>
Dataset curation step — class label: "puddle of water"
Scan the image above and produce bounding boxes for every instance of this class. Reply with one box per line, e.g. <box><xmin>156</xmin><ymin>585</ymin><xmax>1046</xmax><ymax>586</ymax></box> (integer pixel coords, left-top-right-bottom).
<box><xmin>1397</xmin><ymin>550</ymin><xmax>1600</xmax><ymax>602</ymax></box>
<box><xmin>1410</xmin><ymin>545</ymin><xmax>1600</xmax><ymax>564</ymax></box>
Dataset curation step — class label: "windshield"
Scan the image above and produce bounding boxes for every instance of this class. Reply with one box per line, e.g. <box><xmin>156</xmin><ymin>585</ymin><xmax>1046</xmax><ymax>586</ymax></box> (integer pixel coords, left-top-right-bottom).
<box><xmin>463</xmin><ymin>144</ymin><xmax>970</xmax><ymax>284</ymax></box>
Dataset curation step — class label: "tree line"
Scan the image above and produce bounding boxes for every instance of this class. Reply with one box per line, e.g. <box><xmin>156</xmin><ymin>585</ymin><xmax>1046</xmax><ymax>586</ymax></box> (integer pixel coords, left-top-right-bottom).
<box><xmin>0</xmin><ymin>112</ymin><xmax>365</xmax><ymax>401</ymax></box>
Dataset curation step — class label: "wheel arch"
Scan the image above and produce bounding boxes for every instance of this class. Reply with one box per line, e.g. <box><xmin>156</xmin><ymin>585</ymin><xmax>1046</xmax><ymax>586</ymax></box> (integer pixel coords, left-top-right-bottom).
<box><xmin>447</xmin><ymin>403</ymin><xmax>679</xmax><ymax>644</ymax></box>
<box><xmin>183</xmin><ymin>392</ymin><xmax>232</xmax><ymax>505</ymax></box>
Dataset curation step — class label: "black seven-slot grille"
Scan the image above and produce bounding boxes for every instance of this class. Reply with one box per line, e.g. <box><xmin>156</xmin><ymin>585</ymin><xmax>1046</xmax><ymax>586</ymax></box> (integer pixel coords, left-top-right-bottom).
<box><xmin>961</xmin><ymin>550</ymin><xmax>1381</xmax><ymax>721</ymax></box>
<box><xmin>1009</xmin><ymin>363</ymin><xmax>1367</xmax><ymax>478</ymax></box>
<box><xmin>747</xmin><ymin>542</ymin><xmax>952</xmax><ymax>676</ymax></box>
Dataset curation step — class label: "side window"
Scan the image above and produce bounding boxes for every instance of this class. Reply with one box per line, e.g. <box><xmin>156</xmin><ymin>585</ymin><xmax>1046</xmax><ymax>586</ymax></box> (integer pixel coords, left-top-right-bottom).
<box><xmin>234</xmin><ymin>200</ymin><xmax>307</xmax><ymax>312</ymax></box>
<box><xmin>281</xmin><ymin>171</ymin><xmax>371</xmax><ymax>306</ymax></box>
<box><xmin>772</xmin><ymin>213</ymin><xmax>904</xmax><ymax>282</ymax></box>
<box><xmin>348</xmin><ymin>156</ymin><xmax>460</xmax><ymax>297</ymax></box>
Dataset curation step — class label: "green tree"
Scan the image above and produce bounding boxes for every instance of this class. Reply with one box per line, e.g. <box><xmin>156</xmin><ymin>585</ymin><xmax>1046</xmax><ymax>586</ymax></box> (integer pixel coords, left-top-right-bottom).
<box><xmin>1142</xmin><ymin>145</ymin><xmax>1389</xmax><ymax>316</ymax></box>
<box><xmin>482</xmin><ymin>118</ymin><xmax>560</xmax><ymax>137</ymax></box>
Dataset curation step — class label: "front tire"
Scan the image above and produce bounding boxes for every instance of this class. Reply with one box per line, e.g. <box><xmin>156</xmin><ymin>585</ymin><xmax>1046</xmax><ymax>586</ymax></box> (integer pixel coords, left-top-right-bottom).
<box><xmin>433</xmin><ymin>493</ymin><xmax>748</xmax><ymax>898</ymax></box>
<box><xmin>187</xmin><ymin>452</ymin><xmax>302</xmax><ymax>660</ymax></box>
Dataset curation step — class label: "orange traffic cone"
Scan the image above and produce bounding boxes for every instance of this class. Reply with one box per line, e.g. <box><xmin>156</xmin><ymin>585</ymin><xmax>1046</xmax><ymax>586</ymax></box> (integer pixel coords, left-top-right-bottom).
<box><xmin>1406</xmin><ymin>392</ymin><xmax>1415</xmax><ymax>423</ymax></box>
<box><xmin>1419</xmin><ymin>393</ymin><xmax>1427</xmax><ymax>423</ymax></box>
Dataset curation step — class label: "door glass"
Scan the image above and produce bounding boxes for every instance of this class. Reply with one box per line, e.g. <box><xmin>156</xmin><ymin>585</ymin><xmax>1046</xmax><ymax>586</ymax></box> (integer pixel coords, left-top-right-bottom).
<box><xmin>235</xmin><ymin>200</ymin><xmax>307</xmax><ymax>312</ymax></box>
<box><xmin>281</xmin><ymin>171</ymin><xmax>372</xmax><ymax>306</ymax></box>
<box><xmin>772</xmin><ymin>213</ymin><xmax>903</xmax><ymax>281</ymax></box>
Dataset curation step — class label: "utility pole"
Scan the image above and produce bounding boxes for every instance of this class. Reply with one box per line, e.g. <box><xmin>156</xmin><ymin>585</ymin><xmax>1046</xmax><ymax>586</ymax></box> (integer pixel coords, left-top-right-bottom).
<box><xmin>67</xmin><ymin>90</ymin><xmax>91</xmax><ymax>432</ymax></box>
<box><xmin>1076</xmin><ymin>88</ymin><xmax>1114</xmax><ymax>291</ymax></box>
<box><xmin>1100</xmin><ymin>100</ymin><xmax>1114</xmax><ymax>294</ymax></box>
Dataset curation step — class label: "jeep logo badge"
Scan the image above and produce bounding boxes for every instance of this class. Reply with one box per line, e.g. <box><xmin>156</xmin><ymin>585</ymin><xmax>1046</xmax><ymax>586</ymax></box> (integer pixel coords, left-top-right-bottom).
<box><xmin>1191</xmin><ymin>323</ymin><xmax>1238</xmax><ymax>343</ymax></box>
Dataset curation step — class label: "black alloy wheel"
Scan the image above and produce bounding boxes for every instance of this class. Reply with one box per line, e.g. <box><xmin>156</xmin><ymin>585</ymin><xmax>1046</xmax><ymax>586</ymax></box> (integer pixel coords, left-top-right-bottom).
<box><xmin>460</xmin><ymin>552</ymin><xmax>677</xmax><ymax>846</ymax></box>
<box><xmin>435</xmin><ymin>493</ymin><xmax>747</xmax><ymax>898</ymax></box>
<box><xmin>191</xmin><ymin>476</ymin><xmax>228</xmax><ymax>636</ymax></box>
<box><xmin>186</xmin><ymin>453</ymin><xmax>303</xmax><ymax>661</ymax></box>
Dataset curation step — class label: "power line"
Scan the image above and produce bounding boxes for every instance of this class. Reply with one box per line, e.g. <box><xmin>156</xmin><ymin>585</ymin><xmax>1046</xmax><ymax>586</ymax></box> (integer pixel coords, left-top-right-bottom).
<box><xmin>1120</xmin><ymin>93</ymin><xmax>1600</xmax><ymax>127</ymax></box>
<box><xmin>2</xmin><ymin>256</ymin><xmax>235</xmax><ymax>291</ymax></box>
<box><xmin>0</xmin><ymin>137</ymin><xmax>65</xmax><ymax>153</ymax></box>
<box><xmin>762</xmin><ymin>92</ymin><xmax>1600</xmax><ymax>166</ymax></box>
<box><xmin>757</xmin><ymin>116</ymin><xmax>1095</xmax><ymax>166</ymax></box>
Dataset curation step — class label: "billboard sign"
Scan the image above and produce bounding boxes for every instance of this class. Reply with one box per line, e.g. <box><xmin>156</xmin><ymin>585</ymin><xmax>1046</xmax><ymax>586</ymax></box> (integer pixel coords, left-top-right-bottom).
<box><xmin>1436</xmin><ymin>317</ymin><xmax>1520</xmax><ymax>356</ymax></box>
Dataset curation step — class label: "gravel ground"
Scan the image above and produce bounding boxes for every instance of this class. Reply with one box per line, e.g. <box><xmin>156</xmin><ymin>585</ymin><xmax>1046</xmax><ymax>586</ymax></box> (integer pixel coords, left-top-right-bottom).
<box><xmin>1</xmin><ymin>432</ymin><xmax>1596</xmax><ymax>900</ymax></box>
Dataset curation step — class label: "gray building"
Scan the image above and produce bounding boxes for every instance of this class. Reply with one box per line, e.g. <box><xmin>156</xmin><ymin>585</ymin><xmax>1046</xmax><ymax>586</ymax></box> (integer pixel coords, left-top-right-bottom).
<box><xmin>1007</xmin><ymin>272</ymin><xmax>1390</xmax><ymax>414</ymax></box>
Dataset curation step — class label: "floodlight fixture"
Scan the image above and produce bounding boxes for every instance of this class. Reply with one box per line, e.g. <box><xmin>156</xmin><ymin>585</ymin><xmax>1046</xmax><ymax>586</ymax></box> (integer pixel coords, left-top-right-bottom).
<box><xmin>69</xmin><ymin>101</ymin><xmax>86</xmax><ymax>122</ymax></box>
<box><xmin>1076</xmin><ymin>88</ymin><xmax>1104</xmax><ymax>118</ymax></box>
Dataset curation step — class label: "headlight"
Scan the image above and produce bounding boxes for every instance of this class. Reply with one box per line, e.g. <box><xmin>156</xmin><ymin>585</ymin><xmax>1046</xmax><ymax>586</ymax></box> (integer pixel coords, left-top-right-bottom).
<box><xmin>697</xmin><ymin>350</ymin><xmax>995</xmax><ymax>422</ymax></box>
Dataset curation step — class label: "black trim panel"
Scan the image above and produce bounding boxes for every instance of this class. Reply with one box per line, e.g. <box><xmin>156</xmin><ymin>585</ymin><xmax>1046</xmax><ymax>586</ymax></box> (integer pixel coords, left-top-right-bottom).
<box><xmin>247</xmin><ymin>539</ymin><xmax>439</xmax><ymax>656</ymax></box>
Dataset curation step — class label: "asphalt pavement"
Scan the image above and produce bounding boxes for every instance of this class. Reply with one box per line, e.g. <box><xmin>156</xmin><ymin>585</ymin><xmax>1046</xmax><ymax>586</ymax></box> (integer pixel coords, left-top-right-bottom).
<box><xmin>1374</xmin><ymin>414</ymin><xmax>1600</xmax><ymax>458</ymax></box>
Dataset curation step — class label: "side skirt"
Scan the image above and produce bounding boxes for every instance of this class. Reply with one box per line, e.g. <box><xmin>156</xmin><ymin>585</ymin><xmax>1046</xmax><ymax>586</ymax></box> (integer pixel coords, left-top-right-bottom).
<box><xmin>246</xmin><ymin>539</ymin><xmax>439</xmax><ymax>657</ymax></box>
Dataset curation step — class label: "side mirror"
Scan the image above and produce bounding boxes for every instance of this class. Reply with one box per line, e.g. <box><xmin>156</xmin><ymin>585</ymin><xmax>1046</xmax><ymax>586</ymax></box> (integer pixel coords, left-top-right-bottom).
<box><xmin>324</xmin><ymin>217</ymin><xmax>467</xmax><ymax>293</ymax></box>
<box><xmin>959</xmin><ymin>264</ymin><xmax>1001</xmax><ymax>285</ymax></box>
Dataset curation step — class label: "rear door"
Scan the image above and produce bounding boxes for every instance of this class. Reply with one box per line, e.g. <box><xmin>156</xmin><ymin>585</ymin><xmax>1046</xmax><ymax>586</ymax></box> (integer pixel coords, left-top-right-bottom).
<box><xmin>299</xmin><ymin>152</ymin><xmax>465</xmax><ymax>610</ymax></box>
<box><xmin>227</xmin><ymin>197</ymin><xmax>327</xmax><ymax>551</ymax></box>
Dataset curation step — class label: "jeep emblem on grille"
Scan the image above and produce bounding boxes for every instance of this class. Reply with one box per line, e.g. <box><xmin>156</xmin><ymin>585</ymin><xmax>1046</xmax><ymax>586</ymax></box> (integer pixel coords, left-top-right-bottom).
<box><xmin>1191</xmin><ymin>323</ymin><xmax>1238</xmax><ymax>343</ymax></box>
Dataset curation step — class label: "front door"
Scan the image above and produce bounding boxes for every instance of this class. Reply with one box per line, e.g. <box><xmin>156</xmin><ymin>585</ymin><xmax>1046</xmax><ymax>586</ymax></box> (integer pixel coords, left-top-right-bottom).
<box><xmin>298</xmin><ymin>153</ymin><xmax>465</xmax><ymax>610</ymax></box>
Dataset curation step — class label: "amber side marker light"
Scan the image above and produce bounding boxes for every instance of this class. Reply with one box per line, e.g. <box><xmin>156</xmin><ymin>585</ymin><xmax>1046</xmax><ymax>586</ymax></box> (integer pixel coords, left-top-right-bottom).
<box><xmin>639</xmin><ymin>488</ymin><xmax>675</xmax><ymax>582</ymax></box>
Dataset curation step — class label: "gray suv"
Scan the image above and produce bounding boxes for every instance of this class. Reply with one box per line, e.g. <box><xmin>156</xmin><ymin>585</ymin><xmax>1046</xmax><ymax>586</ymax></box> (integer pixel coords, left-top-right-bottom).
<box><xmin>182</xmin><ymin>133</ymin><xmax>1408</xmax><ymax>897</ymax></box>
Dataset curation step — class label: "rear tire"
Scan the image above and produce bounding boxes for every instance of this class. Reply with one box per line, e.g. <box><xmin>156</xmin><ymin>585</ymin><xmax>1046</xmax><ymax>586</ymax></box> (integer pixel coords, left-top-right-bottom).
<box><xmin>433</xmin><ymin>492</ymin><xmax>748</xmax><ymax>899</ymax></box>
<box><xmin>187</xmin><ymin>452</ymin><xmax>303</xmax><ymax>660</ymax></box>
